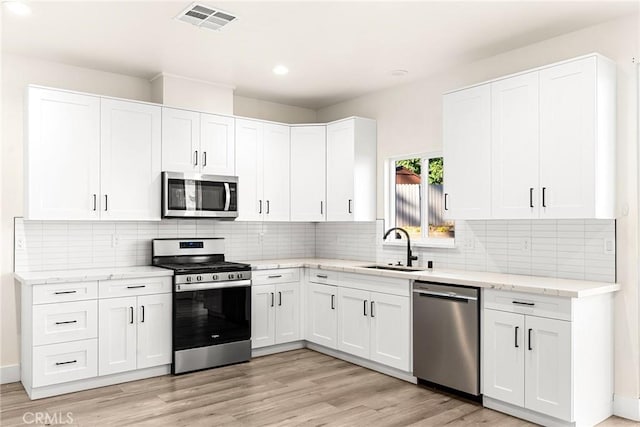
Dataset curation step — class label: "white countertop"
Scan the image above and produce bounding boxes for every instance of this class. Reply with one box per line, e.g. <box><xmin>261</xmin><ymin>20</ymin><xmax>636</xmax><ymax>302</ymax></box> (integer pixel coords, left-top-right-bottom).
<box><xmin>14</xmin><ymin>266</ymin><xmax>173</xmax><ymax>286</ymax></box>
<box><xmin>242</xmin><ymin>258</ymin><xmax>620</xmax><ymax>298</ymax></box>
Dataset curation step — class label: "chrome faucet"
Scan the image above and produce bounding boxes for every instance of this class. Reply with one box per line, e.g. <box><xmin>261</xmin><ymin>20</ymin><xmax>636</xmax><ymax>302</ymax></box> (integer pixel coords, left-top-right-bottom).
<box><xmin>383</xmin><ymin>227</ymin><xmax>418</xmax><ymax>267</ymax></box>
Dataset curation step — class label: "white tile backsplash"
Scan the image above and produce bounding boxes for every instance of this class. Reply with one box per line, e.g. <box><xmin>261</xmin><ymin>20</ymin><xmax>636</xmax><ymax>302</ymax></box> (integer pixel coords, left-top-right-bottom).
<box><xmin>14</xmin><ymin>217</ymin><xmax>616</xmax><ymax>283</ymax></box>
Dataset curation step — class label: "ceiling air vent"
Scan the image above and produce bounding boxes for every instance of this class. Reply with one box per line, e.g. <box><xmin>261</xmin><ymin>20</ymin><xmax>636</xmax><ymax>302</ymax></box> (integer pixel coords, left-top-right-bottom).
<box><xmin>175</xmin><ymin>3</ymin><xmax>238</xmax><ymax>31</ymax></box>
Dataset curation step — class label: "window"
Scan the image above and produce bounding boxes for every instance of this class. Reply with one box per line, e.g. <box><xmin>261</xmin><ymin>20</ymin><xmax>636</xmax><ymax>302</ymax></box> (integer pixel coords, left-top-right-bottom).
<box><xmin>385</xmin><ymin>153</ymin><xmax>455</xmax><ymax>247</ymax></box>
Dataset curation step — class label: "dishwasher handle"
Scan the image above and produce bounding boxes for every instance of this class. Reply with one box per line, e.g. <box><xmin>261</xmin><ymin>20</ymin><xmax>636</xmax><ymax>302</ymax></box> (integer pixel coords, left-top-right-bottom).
<box><xmin>413</xmin><ymin>289</ymin><xmax>478</xmax><ymax>302</ymax></box>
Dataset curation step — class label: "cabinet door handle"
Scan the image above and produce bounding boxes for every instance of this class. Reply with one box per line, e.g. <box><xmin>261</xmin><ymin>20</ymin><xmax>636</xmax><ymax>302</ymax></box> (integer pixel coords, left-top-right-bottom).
<box><xmin>92</xmin><ymin>194</ymin><xmax>97</xmax><ymax>211</ymax></box>
<box><xmin>203</xmin><ymin>151</ymin><xmax>207</xmax><ymax>167</ymax></box>
<box><xmin>266</xmin><ymin>200</ymin><xmax>270</xmax><ymax>214</ymax></box>
<box><xmin>444</xmin><ymin>193</ymin><xmax>449</xmax><ymax>211</ymax></box>
<box><xmin>55</xmin><ymin>360</ymin><xmax>77</xmax><ymax>366</ymax></box>
<box><xmin>104</xmin><ymin>194</ymin><xmax>108</xmax><ymax>211</ymax></box>
<box><xmin>542</xmin><ymin>187</ymin><xmax>547</xmax><ymax>208</ymax></box>
<box><xmin>528</xmin><ymin>328</ymin><xmax>533</xmax><ymax>351</ymax></box>
<box><xmin>331</xmin><ymin>294</ymin><xmax>335</xmax><ymax>310</ymax></box>
<box><xmin>271</xmin><ymin>292</ymin><xmax>274</xmax><ymax>307</ymax></box>
<box><xmin>141</xmin><ymin>305</ymin><xmax>145</xmax><ymax>323</ymax></box>
<box><xmin>127</xmin><ymin>285</ymin><xmax>146</xmax><ymax>289</ymax></box>
<box><xmin>54</xmin><ymin>290</ymin><xmax>77</xmax><ymax>295</ymax></box>
<box><xmin>320</xmin><ymin>201</ymin><xmax>323</xmax><ymax>215</ymax></box>
<box><xmin>258</xmin><ymin>200</ymin><xmax>262</xmax><ymax>214</ymax></box>
<box><xmin>194</xmin><ymin>150</ymin><xmax>198</xmax><ymax>166</ymax></box>
<box><xmin>268</xmin><ymin>275</ymin><xmax>282</xmax><ymax>279</ymax></box>
<box><xmin>278</xmin><ymin>292</ymin><xmax>282</xmax><ymax>306</ymax></box>
<box><xmin>514</xmin><ymin>326</ymin><xmax>519</xmax><ymax>348</ymax></box>
<box><xmin>129</xmin><ymin>306</ymin><xmax>134</xmax><ymax>324</ymax></box>
<box><xmin>529</xmin><ymin>188</ymin><xmax>534</xmax><ymax>208</ymax></box>
<box><xmin>348</xmin><ymin>199</ymin><xmax>352</xmax><ymax>214</ymax></box>
<box><xmin>371</xmin><ymin>301</ymin><xmax>375</xmax><ymax>318</ymax></box>
<box><xmin>363</xmin><ymin>300</ymin><xmax>368</xmax><ymax>316</ymax></box>
<box><xmin>55</xmin><ymin>320</ymin><xmax>77</xmax><ymax>325</ymax></box>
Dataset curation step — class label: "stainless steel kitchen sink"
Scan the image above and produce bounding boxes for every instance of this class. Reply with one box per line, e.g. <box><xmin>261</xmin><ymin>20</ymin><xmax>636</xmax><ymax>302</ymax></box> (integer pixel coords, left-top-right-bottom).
<box><xmin>360</xmin><ymin>265</ymin><xmax>426</xmax><ymax>272</ymax></box>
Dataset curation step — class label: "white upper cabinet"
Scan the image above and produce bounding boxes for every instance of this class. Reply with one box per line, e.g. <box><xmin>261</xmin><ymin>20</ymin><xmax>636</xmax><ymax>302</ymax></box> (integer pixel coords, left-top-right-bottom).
<box><xmin>101</xmin><ymin>98</ymin><xmax>161</xmax><ymax>221</ymax></box>
<box><xmin>443</xmin><ymin>84</ymin><xmax>492</xmax><ymax>220</ymax></box>
<box><xmin>162</xmin><ymin>107</ymin><xmax>235</xmax><ymax>175</ymax></box>
<box><xmin>290</xmin><ymin>126</ymin><xmax>327</xmax><ymax>221</ymax></box>
<box><xmin>26</xmin><ymin>87</ymin><xmax>161</xmax><ymax>221</ymax></box>
<box><xmin>326</xmin><ymin>118</ymin><xmax>376</xmax><ymax>221</ymax></box>
<box><xmin>26</xmin><ymin>87</ymin><xmax>101</xmax><ymax>220</ymax></box>
<box><xmin>491</xmin><ymin>72</ymin><xmax>540</xmax><ymax>219</ymax></box>
<box><xmin>235</xmin><ymin>119</ymin><xmax>290</xmax><ymax>221</ymax></box>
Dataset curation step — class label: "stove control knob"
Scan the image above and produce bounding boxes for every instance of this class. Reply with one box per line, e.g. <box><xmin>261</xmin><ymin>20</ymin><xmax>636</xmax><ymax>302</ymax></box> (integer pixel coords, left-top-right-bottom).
<box><xmin>186</xmin><ymin>276</ymin><xmax>192</xmax><ymax>282</ymax></box>
<box><xmin>237</xmin><ymin>273</ymin><xmax>243</xmax><ymax>279</ymax></box>
<box><xmin>197</xmin><ymin>275</ymin><xmax>202</xmax><ymax>282</ymax></box>
<box><xmin>213</xmin><ymin>275</ymin><xmax>218</xmax><ymax>281</ymax></box>
<box><xmin>228</xmin><ymin>274</ymin><xmax>235</xmax><ymax>280</ymax></box>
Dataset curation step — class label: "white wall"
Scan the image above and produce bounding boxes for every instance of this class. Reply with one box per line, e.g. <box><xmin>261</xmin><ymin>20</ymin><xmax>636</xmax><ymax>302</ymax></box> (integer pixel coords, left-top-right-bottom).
<box><xmin>317</xmin><ymin>14</ymin><xmax>640</xmax><ymax>402</ymax></box>
<box><xmin>151</xmin><ymin>73</ymin><xmax>234</xmax><ymax>115</ymax></box>
<box><xmin>234</xmin><ymin>95</ymin><xmax>317</xmax><ymax>124</ymax></box>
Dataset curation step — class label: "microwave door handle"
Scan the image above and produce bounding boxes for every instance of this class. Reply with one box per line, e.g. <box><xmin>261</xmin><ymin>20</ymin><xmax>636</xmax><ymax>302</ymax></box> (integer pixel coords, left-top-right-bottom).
<box><xmin>224</xmin><ymin>183</ymin><xmax>231</xmax><ymax>211</ymax></box>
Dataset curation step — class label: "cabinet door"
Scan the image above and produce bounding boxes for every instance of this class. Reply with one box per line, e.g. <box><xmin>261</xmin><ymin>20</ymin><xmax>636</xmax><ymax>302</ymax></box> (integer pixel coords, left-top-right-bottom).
<box><xmin>26</xmin><ymin>87</ymin><xmax>100</xmax><ymax>220</ymax></box>
<box><xmin>162</xmin><ymin>107</ymin><xmax>200</xmax><ymax>173</ymax></box>
<box><xmin>200</xmin><ymin>113</ymin><xmax>235</xmax><ymax>175</ymax></box>
<box><xmin>336</xmin><ymin>287</ymin><xmax>370</xmax><ymax>359</ymax></box>
<box><xmin>263</xmin><ymin>123</ymin><xmax>291</xmax><ymax>221</ymax></box>
<box><xmin>275</xmin><ymin>283</ymin><xmax>300</xmax><ymax>344</ymax></box>
<box><xmin>483</xmin><ymin>309</ymin><xmax>525</xmax><ymax>407</ymax></box>
<box><xmin>491</xmin><ymin>73</ymin><xmax>540</xmax><ymax>219</ymax></box>
<box><xmin>251</xmin><ymin>284</ymin><xmax>275</xmax><ymax>349</ymax></box>
<box><xmin>443</xmin><ymin>84</ymin><xmax>491</xmax><ymax>219</ymax></box>
<box><xmin>369</xmin><ymin>293</ymin><xmax>410</xmax><ymax>371</ymax></box>
<box><xmin>524</xmin><ymin>316</ymin><xmax>572</xmax><ymax>421</ymax></box>
<box><xmin>539</xmin><ymin>57</ymin><xmax>596</xmax><ymax>218</ymax></box>
<box><xmin>98</xmin><ymin>297</ymin><xmax>137</xmax><ymax>375</ymax></box>
<box><xmin>326</xmin><ymin>120</ymin><xmax>355</xmax><ymax>221</ymax></box>
<box><xmin>100</xmin><ymin>99</ymin><xmax>161</xmax><ymax>220</ymax></box>
<box><xmin>235</xmin><ymin>119</ymin><xmax>264</xmax><ymax>221</ymax></box>
<box><xmin>306</xmin><ymin>283</ymin><xmax>337</xmax><ymax>349</ymax></box>
<box><xmin>290</xmin><ymin>126</ymin><xmax>326</xmax><ymax>221</ymax></box>
<box><xmin>137</xmin><ymin>293</ymin><xmax>172</xmax><ymax>369</ymax></box>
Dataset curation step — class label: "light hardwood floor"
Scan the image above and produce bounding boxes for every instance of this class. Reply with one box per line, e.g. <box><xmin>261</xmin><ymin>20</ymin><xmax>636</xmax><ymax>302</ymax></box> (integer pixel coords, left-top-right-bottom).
<box><xmin>0</xmin><ymin>349</ymin><xmax>636</xmax><ymax>426</ymax></box>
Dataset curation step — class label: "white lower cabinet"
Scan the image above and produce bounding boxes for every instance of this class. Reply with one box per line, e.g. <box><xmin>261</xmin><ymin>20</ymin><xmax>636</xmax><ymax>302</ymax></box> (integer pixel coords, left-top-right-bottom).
<box><xmin>251</xmin><ymin>282</ymin><xmax>300</xmax><ymax>349</ymax></box>
<box><xmin>99</xmin><ymin>293</ymin><xmax>172</xmax><ymax>376</ymax></box>
<box><xmin>306</xmin><ymin>282</ymin><xmax>338</xmax><ymax>349</ymax></box>
<box><xmin>337</xmin><ymin>287</ymin><xmax>370</xmax><ymax>358</ymax></box>
<box><xmin>483</xmin><ymin>289</ymin><xmax>613</xmax><ymax>426</ymax></box>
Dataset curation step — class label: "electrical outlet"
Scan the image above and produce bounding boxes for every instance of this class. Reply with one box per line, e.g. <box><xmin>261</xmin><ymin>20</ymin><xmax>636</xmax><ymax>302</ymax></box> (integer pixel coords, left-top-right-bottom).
<box><xmin>466</xmin><ymin>238</ymin><xmax>475</xmax><ymax>250</ymax></box>
<box><xmin>111</xmin><ymin>234</ymin><xmax>119</xmax><ymax>248</ymax></box>
<box><xmin>604</xmin><ymin>238</ymin><xmax>615</xmax><ymax>254</ymax></box>
<box><xmin>522</xmin><ymin>238</ymin><xmax>530</xmax><ymax>252</ymax></box>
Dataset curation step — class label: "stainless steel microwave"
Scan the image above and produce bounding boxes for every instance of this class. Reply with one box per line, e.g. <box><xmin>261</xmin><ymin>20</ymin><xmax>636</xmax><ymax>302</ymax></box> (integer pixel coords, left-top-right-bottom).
<box><xmin>162</xmin><ymin>172</ymin><xmax>238</xmax><ymax>219</ymax></box>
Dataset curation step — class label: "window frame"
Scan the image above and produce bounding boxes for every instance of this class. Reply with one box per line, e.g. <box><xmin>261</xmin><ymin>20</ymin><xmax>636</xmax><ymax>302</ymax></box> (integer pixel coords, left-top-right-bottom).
<box><xmin>384</xmin><ymin>152</ymin><xmax>456</xmax><ymax>249</ymax></box>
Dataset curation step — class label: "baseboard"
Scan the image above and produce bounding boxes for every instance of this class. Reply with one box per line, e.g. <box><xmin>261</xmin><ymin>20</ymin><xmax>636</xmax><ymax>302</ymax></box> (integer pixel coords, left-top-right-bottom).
<box><xmin>1</xmin><ymin>364</ymin><xmax>20</xmax><ymax>384</ymax></box>
<box><xmin>613</xmin><ymin>394</ymin><xmax>640</xmax><ymax>421</ymax></box>
<box><xmin>484</xmin><ymin>396</ymin><xmax>574</xmax><ymax>427</ymax></box>
<box><xmin>252</xmin><ymin>341</ymin><xmax>305</xmax><ymax>357</ymax></box>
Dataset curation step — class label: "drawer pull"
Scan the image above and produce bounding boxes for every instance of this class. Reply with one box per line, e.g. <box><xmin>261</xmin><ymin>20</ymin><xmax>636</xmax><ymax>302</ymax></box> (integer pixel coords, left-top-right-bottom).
<box><xmin>55</xmin><ymin>360</ymin><xmax>77</xmax><ymax>366</ymax></box>
<box><xmin>316</xmin><ymin>274</ymin><xmax>328</xmax><ymax>279</ymax></box>
<box><xmin>54</xmin><ymin>290</ymin><xmax>77</xmax><ymax>295</ymax></box>
<box><xmin>512</xmin><ymin>300</ymin><xmax>535</xmax><ymax>306</ymax></box>
<box><xmin>127</xmin><ymin>285</ymin><xmax>146</xmax><ymax>289</ymax></box>
<box><xmin>55</xmin><ymin>320</ymin><xmax>77</xmax><ymax>325</ymax></box>
<box><xmin>268</xmin><ymin>275</ymin><xmax>282</xmax><ymax>279</ymax></box>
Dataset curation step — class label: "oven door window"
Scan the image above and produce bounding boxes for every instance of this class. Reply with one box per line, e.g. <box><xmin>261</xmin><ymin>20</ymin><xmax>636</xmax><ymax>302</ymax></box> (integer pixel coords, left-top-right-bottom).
<box><xmin>167</xmin><ymin>179</ymin><xmax>197</xmax><ymax>211</ymax></box>
<box><xmin>174</xmin><ymin>287</ymin><xmax>250</xmax><ymax>350</ymax></box>
<box><xmin>199</xmin><ymin>181</ymin><xmax>228</xmax><ymax>211</ymax></box>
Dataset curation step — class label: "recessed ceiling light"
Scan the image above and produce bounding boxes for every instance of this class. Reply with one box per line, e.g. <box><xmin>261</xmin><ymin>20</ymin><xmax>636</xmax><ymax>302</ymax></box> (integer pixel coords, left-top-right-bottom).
<box><xmin>273</xmin><ymin>65</ymin><xmax>289</xmax><ymax>76</ymax></box>
<box><xmin>390</xmin><ymin>69</ymin><xmax>409</xmax><ymax>77</ymax></box>
<box><xmin>3</xmin><ymin>0</ymin><xmax>31</xmax><ymax>16</ymax></box>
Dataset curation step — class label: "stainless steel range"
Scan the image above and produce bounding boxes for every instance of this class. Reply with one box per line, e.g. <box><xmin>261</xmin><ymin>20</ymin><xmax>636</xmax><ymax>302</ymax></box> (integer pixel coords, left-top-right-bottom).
<box><xmin>152</xmin><ymin>238</ymin><xmax>252</xmax><ymax>374</ymax></box>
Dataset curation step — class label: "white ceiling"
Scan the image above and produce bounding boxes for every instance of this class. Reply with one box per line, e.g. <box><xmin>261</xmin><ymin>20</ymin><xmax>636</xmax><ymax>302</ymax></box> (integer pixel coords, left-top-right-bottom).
<box><xmin>2</xmin><ymin>1</ymin><xmax>638</xmax><ymax>109</ymax></box>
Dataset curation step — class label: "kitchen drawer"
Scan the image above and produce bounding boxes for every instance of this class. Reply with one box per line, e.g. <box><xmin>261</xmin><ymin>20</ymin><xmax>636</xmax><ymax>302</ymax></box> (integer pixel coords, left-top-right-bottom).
<box><xmin>32</xmin><ymin>339</ymin><xmax>98</xmax><ymax>387</ymax></box>
<box><xmin>33</xmin><ymin>281</ymin><xmax>98</xmax><ymax>304</ymax></box>
<box><xmin>252</xmin><ymin>268</ymin><xmax>300</xmax><ymax>285</ymax></box>
<box><xmin>308</xmin><ymin>268</ymin><xmax>339</xmax><ymax>285</ymax></box>
<box><xmin>339</xmin><ymin>272</ymin><xmax>410</xmax><ymax>297</ymax></box>
<box><xmin>33</xmin><ymin>300</ymin><xmax>98</xmax><ymax>346</ymax></box>
<box><xmin>98</xmin><ymin>277</ymin><xmax>172</xmax><ymax>298</ymax></box>
<box><xmin>483</xmin><ymin>289</ymin><xmax>572</xmax><ymax>321</ymax></box>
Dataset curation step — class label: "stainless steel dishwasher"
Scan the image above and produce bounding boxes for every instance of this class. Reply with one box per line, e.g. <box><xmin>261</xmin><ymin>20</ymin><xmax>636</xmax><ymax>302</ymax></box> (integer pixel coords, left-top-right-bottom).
<box><xmin>413</xmin><ymin>281</ymin><xmax>480</xmax><ymax>397</ymax></box>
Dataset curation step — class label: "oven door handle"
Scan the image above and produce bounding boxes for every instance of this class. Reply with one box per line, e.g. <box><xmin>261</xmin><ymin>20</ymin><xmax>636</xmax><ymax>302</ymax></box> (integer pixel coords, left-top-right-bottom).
<box><xmin>175</xmin><ymin>280</ymin><xmax>251</xmax><ymax>292</ymax></box>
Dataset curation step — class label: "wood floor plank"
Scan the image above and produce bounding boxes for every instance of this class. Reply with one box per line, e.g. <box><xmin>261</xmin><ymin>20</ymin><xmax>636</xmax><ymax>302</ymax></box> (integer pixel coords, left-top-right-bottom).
<box><xmin>0</xmin><ymin>349</ymin><xmax>629</xmax><ymax>426</ymax></box>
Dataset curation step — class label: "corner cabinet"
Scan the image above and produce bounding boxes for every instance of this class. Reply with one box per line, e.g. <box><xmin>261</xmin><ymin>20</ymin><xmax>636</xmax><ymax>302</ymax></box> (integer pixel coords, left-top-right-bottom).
<box><xmin>326</xmin><ymin>118</ymin><xmax>377</xmax><ymax>221</ymax></box>
<box><xmin>483</xmin><ymin>289</ymin><xmax>614</xmax><ymax>426</ymax></box>
<box><xmin>235</xmin><ymin>119</ymin><xmax>290</xmax><ymax>221</ymax></box>
<box><xmin>26</xmin><ymin>86</ymin><xmax>162</xmax><ymax>221</ymax></box>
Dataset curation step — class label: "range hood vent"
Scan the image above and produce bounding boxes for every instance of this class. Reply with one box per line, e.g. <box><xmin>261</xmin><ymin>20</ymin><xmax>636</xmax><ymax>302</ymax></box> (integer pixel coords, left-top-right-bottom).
<box><xmin>175</xmin><ymin>3</ymin><xmax>238</xmax><ymax>31</ymax></box>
